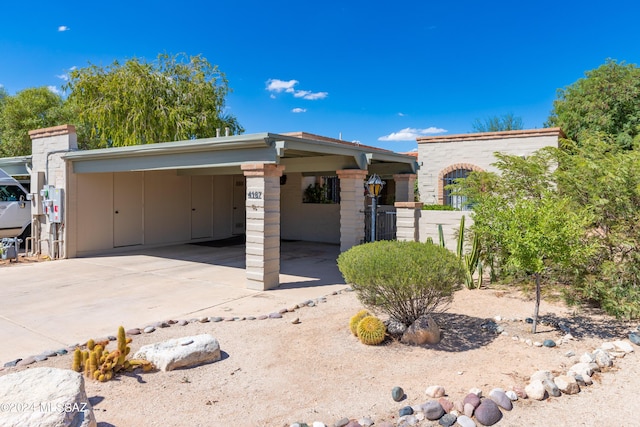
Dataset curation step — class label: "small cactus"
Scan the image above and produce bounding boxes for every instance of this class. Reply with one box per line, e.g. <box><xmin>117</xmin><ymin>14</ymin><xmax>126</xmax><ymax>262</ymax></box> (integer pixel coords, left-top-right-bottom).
<box><xmin>71</xmin><ymin>325</ymin><xmax>154</xmax><ymax>381</ymax></box>
<box><xmin>349</xmin><ymin>309</ymin><xmax>370</xmax><ymax>336</ymax></box>
<box><xmin>72</xmin><ymin>348</ymin><xmax>82</xmax><ymax>372</ymax></box>
<box><xmin>356</xmin><ymin>316</ymin><xmax>386</xmax><ymax>345</ymax></box>
<box><xmin>88</xmin><ymin>351</ymin><xmax>98</xmax><ymax>378</ymax></box>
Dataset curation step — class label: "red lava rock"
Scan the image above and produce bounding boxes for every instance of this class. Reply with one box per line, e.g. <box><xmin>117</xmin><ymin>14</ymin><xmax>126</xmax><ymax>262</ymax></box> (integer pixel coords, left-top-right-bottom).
<box><xmin>438</xmin><ymin>397</ymin><xmax>454</xmax><ymax>413</ymax></box>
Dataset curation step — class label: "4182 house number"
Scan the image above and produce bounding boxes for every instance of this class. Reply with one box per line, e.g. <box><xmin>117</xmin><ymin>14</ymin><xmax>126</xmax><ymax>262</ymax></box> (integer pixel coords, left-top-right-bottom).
<box><xmin>247</xmin><ymin>191</ymin><xmax>263</xmax><ymax>199</ymax></box>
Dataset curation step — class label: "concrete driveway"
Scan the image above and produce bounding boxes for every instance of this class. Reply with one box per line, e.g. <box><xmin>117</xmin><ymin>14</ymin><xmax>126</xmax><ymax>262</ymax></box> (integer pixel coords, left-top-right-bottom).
<box><xmin>0</xmin><ymin>241</ymin><xmax>347</xmax><ymax>364</ymax></box>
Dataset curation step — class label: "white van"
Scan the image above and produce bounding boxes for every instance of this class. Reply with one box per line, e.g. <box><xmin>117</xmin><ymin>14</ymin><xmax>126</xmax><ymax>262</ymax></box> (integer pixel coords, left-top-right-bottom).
<box><xmin>0</xmin><ymin>168</ymin><xmax>31</xmax><ymax>239</ymax></box>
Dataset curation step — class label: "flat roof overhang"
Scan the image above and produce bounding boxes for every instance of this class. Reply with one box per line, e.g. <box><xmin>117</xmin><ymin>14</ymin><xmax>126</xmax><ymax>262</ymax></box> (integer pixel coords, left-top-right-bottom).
<box><xmin>63</xmin><ymin>132</ymin><xmax>419</xmax><ymax>176</ymax></box>
<box><xmin>0</xmin><ymin>156</ymin><xmax>32</xmax><ymax>176</ymax></box>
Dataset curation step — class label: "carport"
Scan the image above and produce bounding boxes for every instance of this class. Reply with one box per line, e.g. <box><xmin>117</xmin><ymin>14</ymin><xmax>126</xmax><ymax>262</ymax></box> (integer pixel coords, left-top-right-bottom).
<box><xmin>28</xmin><ymin>126</ymin><xmax>418</xmax><ymax>291</ymax></box>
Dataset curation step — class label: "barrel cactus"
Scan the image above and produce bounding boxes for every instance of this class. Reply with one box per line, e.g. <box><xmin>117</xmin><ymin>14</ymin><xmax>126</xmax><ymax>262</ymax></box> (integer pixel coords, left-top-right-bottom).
<box><xmin>349</xmin><ymin>309</ymin><xmax>370</xmax><ymax>336</ymax></box>
<box><xmin>357</xmin><ymin>315</ymin><xmax>386</xmax><ymax>345</ymax></box>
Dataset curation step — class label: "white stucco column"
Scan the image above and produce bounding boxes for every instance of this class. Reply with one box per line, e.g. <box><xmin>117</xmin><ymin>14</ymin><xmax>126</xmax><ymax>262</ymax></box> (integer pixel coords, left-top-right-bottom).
<box><xmin>394</xmin><ymin>202</ymin><xmax>423</xmax><ymax>242</ymax></box>
<box><xmin>336</xmin><ymin>169</ymin><xmax>367</xmax><ymax>252</ymax></box>
<box><xmin>393</xmin><ymin>173</ymin><xmax>416</xmax><ymax>203</ymax></box>
<box><xmin>241</xmin><ymin>163</ymin><xmax>285</xmax><ymax>291</ymax></box>
<box><xmin>28</xmin><ymin>125</ymin><xmax>78</xmax><ymax>258</ymax></box>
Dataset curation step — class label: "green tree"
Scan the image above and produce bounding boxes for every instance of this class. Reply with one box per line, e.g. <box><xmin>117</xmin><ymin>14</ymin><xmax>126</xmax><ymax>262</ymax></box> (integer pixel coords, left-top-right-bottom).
<box><xmin>555</xmin><ymin>135</ymin><xmax>640</xmax><ymax>318</ymax></box>
<box><xmin>546</xmin><ymin>59</ymin><xmax>640</xmax><ymax>149</ymax></box>
<box><xmin>456</xmin><ymin>150</ymin><xmax>593</xmax><ymax>331</ymax></box>
<box><xmin>0</xmin><ymin>87</ymin><xmax>70</xmax><ymax>157</ymax></box>
<box><xmin>65</xmin><ymin>53</ymin><xmax>243</xmax><ymax>149</ymax></box>
<box><xmin>471</xmin><ymin>113</ymin><xmax>523</xmax><ymax>133</ymax></box>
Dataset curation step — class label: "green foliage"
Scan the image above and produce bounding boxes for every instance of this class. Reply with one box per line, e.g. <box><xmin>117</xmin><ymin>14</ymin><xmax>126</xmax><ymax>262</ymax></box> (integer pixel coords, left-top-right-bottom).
<box><xmin>356</xmin><ymin>316</ymin><xmax>386</xmax><ymax>345</ymax></box>
<box><xmin>554</xmin><ymin>137</ymin><xmax>640</xmax><ymax>318</ymax></box>
<box><xmin>337</xmin><ymin>240</ymin><xmax>465</xmax><ymax>326</ymax></box>
<box><xmin>456</xmin><ymin>216</ymin><xmax>482</xmax><ymax>289</ymax></box>
<box><xmin>546</xmin><ymin>59</ymin><xmax>640</xmax><ymax>149</ymax></box>
<box><xmin>65</xmin><ymin>53</ymin><xmax>242</xmax><ymax>149</ymax></box>
<box><xmin>349</xmin><ymin>309</ymin><xmax>370</xmax><ymax>336</ymax></box>
<box><xmin>421</xmin><ymin>204</ymin><xmax>456</xmax><ymax>211</ymax></box>
<box><xmin>0</xmin><ymin>87</ymin><xmax>71</xmax><ymax>156</ymax></box>
<box><xmin>472</xmin><ymin>113</ymin><xmax>523</xmax><ymax>133</ymax></box>
<box><xmin>303</xmin><ymin>183</ymin><xmax>333</xmax><ymax>203</ymax></box>
<box><xmin>438</xmin><ymin>224</ymin><xmax>445</xmax><ymax>248</ymax></box>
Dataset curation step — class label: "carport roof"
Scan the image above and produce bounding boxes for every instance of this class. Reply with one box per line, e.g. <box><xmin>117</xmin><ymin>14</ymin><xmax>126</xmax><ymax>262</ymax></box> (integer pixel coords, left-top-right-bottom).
<box><xmin>63</xmin><ymin>131</ymin><xmax>418</xmax><ymax>176</ymax></box>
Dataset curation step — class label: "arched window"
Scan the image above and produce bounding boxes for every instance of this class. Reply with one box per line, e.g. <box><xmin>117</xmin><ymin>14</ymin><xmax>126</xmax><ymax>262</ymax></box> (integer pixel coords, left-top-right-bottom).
<box><xmin>443</xmin><ymin>168</ymin><xmax>472</xmax><ymax>210</ymax></box>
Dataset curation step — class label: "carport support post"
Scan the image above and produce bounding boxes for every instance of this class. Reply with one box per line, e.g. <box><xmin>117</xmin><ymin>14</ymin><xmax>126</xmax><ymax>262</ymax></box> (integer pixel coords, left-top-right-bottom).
<box><xmin>394</xmin><ymin>202</ymin><xmax>423</xmax><ymax>242</ymax></box>
<box><xmin>336</xmin><ymin>169</ymin><xmax>368</xmax><ymax>252</ymax></box>
<box><xmin>393</xmin><ymin>173</ymin><xmax>417</xmax><ymax>202</ymax></box>
<box><xmin>241</xmin><ymin>163</ymin><xmax>285</xmax><ymax>291</ymax></box>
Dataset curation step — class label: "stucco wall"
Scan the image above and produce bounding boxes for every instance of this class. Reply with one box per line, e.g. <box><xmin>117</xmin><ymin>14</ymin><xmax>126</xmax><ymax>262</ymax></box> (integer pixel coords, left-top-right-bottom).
<box><xmin>417</xmin><ymin>130</ymin><xmax>560</xmax><ymax>205</ymax></box>
<box><xmin>418</xmin><ymin>210</ymin><xmax>473</xmax><ymax>249</ymax></box>
<box><xmin>280</xmin><ymin>172</ymin><xmax>340</xmax><ymax>244</ymax></box>
<box><xmin>74</xmin><ymin>171</ymin><xmax>236</xmax><ymax>256</ymax></box>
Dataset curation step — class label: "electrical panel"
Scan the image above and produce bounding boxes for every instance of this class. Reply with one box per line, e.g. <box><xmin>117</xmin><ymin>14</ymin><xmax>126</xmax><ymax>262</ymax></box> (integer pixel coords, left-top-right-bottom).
<box><xmin>40</xmin><ymin>185</ymin><xmax>64</xmax><ymax>223</ymax></box>
<box><xmin>50</xmin><ymin>188</ymin><xmax>63</xmax><ymax>223</ymax></box>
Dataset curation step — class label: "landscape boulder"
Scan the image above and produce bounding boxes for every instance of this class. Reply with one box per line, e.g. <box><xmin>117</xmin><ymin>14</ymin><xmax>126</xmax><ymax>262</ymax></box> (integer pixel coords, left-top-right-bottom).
<box><xmin>133</xmin><ymin>334</ymin><xmax>221</xmax><ymax>371</ymax></box>
<box><xmin>0</xmin><ymin>367</ymin><xmax>96</xmax><ymax>427</ymax></box>
<box><xmin>401</xmin><ymin>315</ymin><xmax>441</xmax><ymax>345</ymax></box>
<box><xmin>475</xmin><ymin>398</ymin><xmax>503</xmax><ymax>426</ymax></box>
<box><xmin>555</xmin><ymin>375</ymin><xmax>580</xmax><ymax>395</ymax></box>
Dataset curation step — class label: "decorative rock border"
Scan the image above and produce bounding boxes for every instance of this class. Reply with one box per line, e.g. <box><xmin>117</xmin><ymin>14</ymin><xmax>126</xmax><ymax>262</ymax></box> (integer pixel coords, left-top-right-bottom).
<box><xmin>2</xmin><ymin>287</ymin><xmax>639</xmax><ymax>427</ymax></box>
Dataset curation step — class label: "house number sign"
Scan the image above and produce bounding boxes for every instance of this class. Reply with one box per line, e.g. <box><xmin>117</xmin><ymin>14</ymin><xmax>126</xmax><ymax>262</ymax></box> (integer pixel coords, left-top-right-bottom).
<box><xmin>248</xmin><ymin>191</ymin><xmax>263</xmax><ymax>200</ymax></box>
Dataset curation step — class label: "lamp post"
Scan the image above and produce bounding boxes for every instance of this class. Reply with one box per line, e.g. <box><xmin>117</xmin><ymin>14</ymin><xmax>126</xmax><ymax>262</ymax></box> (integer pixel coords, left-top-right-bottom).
<box><xmin>366</xmin><ymin>174</ymin><xmax>384</xmax><ymax>242</ymax></box>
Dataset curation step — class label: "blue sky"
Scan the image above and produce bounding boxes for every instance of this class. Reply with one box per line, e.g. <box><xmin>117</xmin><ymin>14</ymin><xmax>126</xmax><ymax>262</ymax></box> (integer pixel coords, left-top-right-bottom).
<box><xmin>1</xmin><ymin>1</ymin><xmax>639</xmax><ymax>153</ymax></box>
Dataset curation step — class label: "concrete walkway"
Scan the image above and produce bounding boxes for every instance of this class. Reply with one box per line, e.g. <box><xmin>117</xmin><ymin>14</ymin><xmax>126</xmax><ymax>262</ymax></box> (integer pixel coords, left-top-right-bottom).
<box><xmin>0</xmin><ymin>241</ymin><xmax>347</xmax><ymax>364</ymax></box>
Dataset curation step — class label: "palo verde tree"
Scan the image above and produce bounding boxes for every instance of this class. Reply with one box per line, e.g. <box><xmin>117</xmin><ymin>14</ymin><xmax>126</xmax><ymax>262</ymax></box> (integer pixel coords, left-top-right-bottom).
<box><xmin>471</xmin><ymin>113</ymin><xmax>523</xmax><ymax>133</ymax></box>
<box><xmin>65</xmin><ymin>53</ymin><xmax>243</xmax><ymax>149</ymax></box>
<box><xmin>456</xmin><ymin>149</ymin><xmax>593</xmax><ymax>332</ymax></box>
<box><xmin>0</xmin><ymin>87</ymin><xmax>71</xmax><ymax>157</ymax></box>
<box><xmin>546</xmin><ymin>59</ymin><xmax>640</xmax><ymax>150</ymax></box>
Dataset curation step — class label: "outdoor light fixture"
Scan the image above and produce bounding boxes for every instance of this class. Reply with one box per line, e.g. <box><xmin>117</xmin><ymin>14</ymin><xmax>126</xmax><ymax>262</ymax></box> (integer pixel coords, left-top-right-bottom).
<box><xmin>366</xmin><ymin>174</ymin><xmax>385</xmax><ymax>242</ymax></box>
<box><xmin>366</xmin><ymin>174</ymin><xmax>384</xmax><ymax>198</ymax></box>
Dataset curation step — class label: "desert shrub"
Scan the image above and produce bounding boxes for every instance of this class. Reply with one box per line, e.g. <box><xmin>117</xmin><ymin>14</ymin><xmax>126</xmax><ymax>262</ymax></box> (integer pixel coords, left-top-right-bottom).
<box><xmin>337</xmin><ymin>240</ymin><xmax>465</xmax><ymax>325</ymax></box>
<box><xmin>421</xmin><ymin>204</ymin><xmax>456</xmax><ymax>211</ymax></box>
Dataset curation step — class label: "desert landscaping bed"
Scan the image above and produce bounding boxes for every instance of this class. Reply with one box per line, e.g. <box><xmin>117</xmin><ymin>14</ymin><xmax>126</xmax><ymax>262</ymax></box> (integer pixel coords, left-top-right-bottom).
<box><xmin>1</xmin><ymin>287</ymin><xmax>639</xmax><ymax>427</ymax></box>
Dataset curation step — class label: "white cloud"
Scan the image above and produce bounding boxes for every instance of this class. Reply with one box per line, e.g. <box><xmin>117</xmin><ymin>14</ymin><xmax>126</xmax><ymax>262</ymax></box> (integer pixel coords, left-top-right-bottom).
<box><xmin>398</xmin><ymin>112</ymin><xmax>406</xmax><ymax>117</ymax></box>
<box><xmin>266</xmin><ymin>79</ymin><xmax>298</xmax><ymax>93</ymax></box>
<box><xmin>292</xmin><ymin>108</ymin><xmax>307</xmax><ymax>113</ymax></box>
<box><xmin>58</xmin><ymin>26</ymin><xmax>70</xmax><ymax>32</ymax></box>
<box><xmin>47</xmin><ymin>85</ymin><xmax>61</xmax><ymax>95</ymax></box>
<box><xmin>296</xmin><ymin>91</ymin><xmax>328</xmax><ymax>100</ymax></box>
<box><xmin>266</xmin><ymin>78</ymin><xmax>327</xmax><ymax>100</ymax></box>
<box><xmin>378</xmin><ymin>127</ymin><xmax>447</xmax><ymax>141</ymax></box>
<box><xmin>56</xmin><ymin>66</ymin><xmax>77</xmax><ymax>82</ymax></box>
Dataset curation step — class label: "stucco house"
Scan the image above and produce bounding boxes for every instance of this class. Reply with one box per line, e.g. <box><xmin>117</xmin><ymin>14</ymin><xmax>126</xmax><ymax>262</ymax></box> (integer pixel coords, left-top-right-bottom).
<box><xmin>7</xmin><ymin>125</ymin><xmax>418</xmax><ymax>291</ymax></box>
<box><xmin>415</xmin><ymin>128</ymin><xmax>565</xmax><ymax>244</ymax></box>
<box><xmin>417</xmin><ymin>128</ymin><xmax>565</xmax><ymax>208</ymax></box>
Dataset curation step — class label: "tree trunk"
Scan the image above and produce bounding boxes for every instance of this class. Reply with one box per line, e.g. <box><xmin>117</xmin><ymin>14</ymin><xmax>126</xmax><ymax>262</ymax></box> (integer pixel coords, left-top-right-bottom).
<box><xmin>532</xmin><ymin>273</ymin><xmax>541</xmax><ymax>334</ymax></box>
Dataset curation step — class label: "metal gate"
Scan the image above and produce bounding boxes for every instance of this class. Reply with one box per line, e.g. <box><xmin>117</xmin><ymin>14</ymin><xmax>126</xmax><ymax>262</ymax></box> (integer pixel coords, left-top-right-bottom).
<box><xmin>364</xmin><ymin>208</ymin><xmax>397</xmax><ymax>242</ymax></box>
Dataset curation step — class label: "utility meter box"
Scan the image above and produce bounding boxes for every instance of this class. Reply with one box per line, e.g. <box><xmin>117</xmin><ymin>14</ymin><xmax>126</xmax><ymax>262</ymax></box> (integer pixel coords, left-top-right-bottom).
<box><xmin>50</xmin><ymin>187</ymin><xmax>63</xmax><ymax>223</ymax></box>
<box><xmin>40</xmin><ymin>186</ymin><xmax>63</xmax><ymax>223</ymax></box>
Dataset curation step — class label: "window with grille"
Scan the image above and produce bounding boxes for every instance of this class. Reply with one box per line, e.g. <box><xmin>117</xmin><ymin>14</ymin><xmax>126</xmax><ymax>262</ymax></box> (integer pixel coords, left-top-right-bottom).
<box><xmin>302</xmin><ymin>176</ymin><xmax>340</xmax><ymax>203</ymax></box>
<box><xmin>443</xmin><ymin>169</ymin><xmax>471</xmax><ymax>210</ymax></box>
